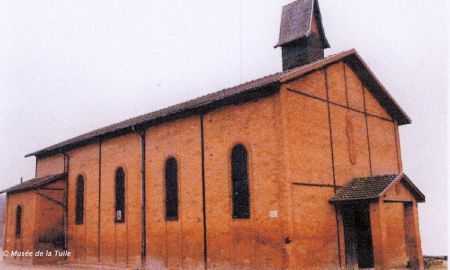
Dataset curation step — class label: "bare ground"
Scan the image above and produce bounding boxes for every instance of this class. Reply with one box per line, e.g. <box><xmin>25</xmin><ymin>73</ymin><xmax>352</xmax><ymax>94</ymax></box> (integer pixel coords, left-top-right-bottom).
<box><xmin>0</xmin><ymin>246</ymin><xmax>447</xmax><ymax>269</ymax></box>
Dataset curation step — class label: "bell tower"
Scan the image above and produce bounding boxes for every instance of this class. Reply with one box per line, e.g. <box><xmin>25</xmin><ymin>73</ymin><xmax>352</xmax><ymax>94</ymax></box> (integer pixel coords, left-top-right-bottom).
<box><xmin>275</xmin><ymin>0</ymin><xmax>330</xmax><ymax>71</ymax></box>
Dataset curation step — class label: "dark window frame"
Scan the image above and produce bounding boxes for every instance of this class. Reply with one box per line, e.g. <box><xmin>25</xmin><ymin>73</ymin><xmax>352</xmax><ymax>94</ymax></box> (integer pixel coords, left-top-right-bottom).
<box><xmin>165</xmin><ymin>157</ymin><xmax>179</xmax><ymax>221</ymax></box>
<box><xmin>15</xmin><ymin>205</ymin><xmax>22</xmax><ymax>238</ymax></box>
<box><xmin>75</xmin><ymin>174</ymin><xmax>85</xmax><ymax>225</ymax></box>
<box><xmin>115</xmin><ymin>167</ymin><xmax>126</xmax><ymax>223</ymax></box>
<box><xmin>231</xmin><ymin>144</ymin><xmax>250</xmax><ymax>219</ymax></box>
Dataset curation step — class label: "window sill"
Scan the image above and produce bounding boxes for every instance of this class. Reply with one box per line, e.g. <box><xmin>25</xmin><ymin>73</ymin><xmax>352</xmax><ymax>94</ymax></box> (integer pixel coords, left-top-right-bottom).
<box><xmin>232</xmin><ymin>215</ymin><xmax>250</xmax><ymax>219</ymax></box>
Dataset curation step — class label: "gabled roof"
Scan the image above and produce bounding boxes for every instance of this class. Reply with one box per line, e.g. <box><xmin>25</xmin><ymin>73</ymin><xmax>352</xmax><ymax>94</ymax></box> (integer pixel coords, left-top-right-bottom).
<box><xmin>0</xmin><ymin>173</ymin><xmax>67</xmax><ymax>194</ymax></box>
<box><xmin>275</xmin><ymin>0</ymin><xmax>330</xmax><ymax>48</ymax></box>
<box><xmin>25</xmin><ymin>49</ymin><xmax>411</xmax><ymax>158</ymax></box>
<box><xmin>330</xmin><ymin>173</ymin><xmax>425</xmax><ymax>203</ymax></box>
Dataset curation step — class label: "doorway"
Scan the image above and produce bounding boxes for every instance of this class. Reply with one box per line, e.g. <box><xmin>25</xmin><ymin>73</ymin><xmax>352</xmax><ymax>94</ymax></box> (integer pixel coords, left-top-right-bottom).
<box><xmin>342</xmin><ymin>203</ymin><xmax>374</xmax><ymax>269</ymax></box>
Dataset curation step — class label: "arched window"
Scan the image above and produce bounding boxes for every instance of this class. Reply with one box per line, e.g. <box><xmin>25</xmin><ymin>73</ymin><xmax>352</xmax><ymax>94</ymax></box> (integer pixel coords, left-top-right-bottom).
<box><xmin>231</xmin><ymin>144</ymin><xmax>250</xmax><ymax>218</ymax></box>
<box><xmin>165</xmin><ymin>157</ymin><xmax>178</xmax><ymax>220</ymax></box>
<box><xmin>75</xmin><ymin>175</ymin><xmax>84</xmax><ymax>224</ymax></box>
<box><xmin>15</xmin><ymin>205</ymin><xmax>22</xmax><ymax>238</ymax></box>
<box><xmin>115</xmin><ymin>167</ymin><xmax>125</xmax><ymax>222</ymax></box>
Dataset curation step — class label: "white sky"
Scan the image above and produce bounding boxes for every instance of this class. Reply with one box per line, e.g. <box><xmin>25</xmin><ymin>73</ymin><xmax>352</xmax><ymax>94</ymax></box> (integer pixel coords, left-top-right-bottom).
<box><xmin>0</xmin><ymin>0</ymin><xmax>447</xmax><ymax>255</ymax></box>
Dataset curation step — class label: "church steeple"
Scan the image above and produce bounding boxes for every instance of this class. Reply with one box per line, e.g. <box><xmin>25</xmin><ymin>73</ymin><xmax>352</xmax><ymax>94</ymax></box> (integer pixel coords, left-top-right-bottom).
<box><xmin>275</xmin><ymin>0</ymin><xmax>330</xmax><ymax>71</ymax></box>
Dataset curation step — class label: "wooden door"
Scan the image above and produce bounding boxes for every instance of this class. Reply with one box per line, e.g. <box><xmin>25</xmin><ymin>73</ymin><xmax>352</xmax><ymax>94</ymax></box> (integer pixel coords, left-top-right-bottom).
<box><xmin>343</xmin><ymin>203</ymin><xmax>374</xmax><ymax>269</ymax></box>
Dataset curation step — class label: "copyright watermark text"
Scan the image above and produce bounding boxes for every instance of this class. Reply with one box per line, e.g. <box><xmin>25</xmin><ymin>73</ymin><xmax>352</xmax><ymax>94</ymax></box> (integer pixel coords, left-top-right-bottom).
<box><xmin>2</xmin><ymin>250</ymin><xmax>71</xmax><ymax>257</ymax></box>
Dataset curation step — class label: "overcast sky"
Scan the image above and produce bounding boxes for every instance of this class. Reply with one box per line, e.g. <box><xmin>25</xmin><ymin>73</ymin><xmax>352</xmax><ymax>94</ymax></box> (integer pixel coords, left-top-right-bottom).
<box><xmin>0</xmin><ymin>0</ymin><xmax>447</xmax><ymax>255</ymax></box>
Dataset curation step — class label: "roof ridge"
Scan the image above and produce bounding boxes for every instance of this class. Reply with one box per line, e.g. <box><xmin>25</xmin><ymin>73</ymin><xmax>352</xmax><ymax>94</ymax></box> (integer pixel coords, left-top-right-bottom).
<box><xmin>25</xmin><ymin>49</ymin><xmax>410</xmax><ymax>158</ymax></box>
<box><xmin>330</xmin><ymin>173</ymin><xmax>425</xmax><ymax>203</ymax></box>
<box><xmin>281</xmin><ymin>50</ymin><xmax>353</xmax><ymax>77</ymax></box>
<box><xmin>353</xmin><ymin>173</ymin><xmax>400</xmax><ymax>180</ymax></box>
<box><xmin>25</xmin><ymin>70</ymin><xmax>287</xmax><ymax>157</ymax></box>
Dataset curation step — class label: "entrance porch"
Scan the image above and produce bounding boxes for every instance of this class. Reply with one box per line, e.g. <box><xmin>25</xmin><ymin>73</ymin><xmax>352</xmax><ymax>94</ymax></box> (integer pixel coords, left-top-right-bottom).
<box><xmin>331</xmin><ymin>173</ymin><xmax>425</xmax><ymax>270</ymax></box>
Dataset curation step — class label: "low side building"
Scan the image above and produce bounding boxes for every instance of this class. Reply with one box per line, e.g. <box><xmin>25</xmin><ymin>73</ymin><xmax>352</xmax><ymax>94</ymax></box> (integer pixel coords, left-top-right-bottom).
<box><xmin>2</xmin><ymin>173</ymin><xmax>66</xmax><ymax>265</ymax></box>
<box><xmin>1</xmin><ymin>0</ymin><xmax>425</xmax><ymax>269</ymax></box>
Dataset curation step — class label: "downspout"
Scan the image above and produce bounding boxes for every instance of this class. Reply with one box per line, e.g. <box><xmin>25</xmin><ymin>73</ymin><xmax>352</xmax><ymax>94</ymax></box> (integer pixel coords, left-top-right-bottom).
<box><xmin>62</xmin><ymin>152</ymin><xmax>69</xmax><ymax>260</ymax></box>
<box><xmin>140</xmin><ymin>131</ymin><xmax>147</xmax><ymax>266</ymax></box>
<box><xmin>324</xmin><ymin>68</ymin><xmax>342</xmax><ymax>267</ymax></box>
<box><xmin>200</xmin><ymin>114</ymin><xmax>208</xmax><ymax>269</ymax></box>
<box><xmin>3</xmin><ymin>193</ymin><xmax>9</xmax><ymax>252</ymax></box>
<box><xmin>97</xmin><ymin>140</ymin><xmax>102</xmax><ymax>262</ymax></box>
<box><xmin>35</xmin><ymin>157</ymin><xmax>38</xmax><ymax>177</ymax></box>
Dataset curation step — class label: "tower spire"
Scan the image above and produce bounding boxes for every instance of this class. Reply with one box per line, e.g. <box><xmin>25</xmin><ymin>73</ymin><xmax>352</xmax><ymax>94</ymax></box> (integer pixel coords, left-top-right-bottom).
<box><xmin>275</xmin><ymin>0</ymin><xmax>330</xmax><ymax>70</ymax></box>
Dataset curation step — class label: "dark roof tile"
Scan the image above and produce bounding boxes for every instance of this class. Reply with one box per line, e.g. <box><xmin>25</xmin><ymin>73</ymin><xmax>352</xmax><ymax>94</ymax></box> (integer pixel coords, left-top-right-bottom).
<box><xmin>331</xmin><ymin>174</ymin><xmax>398</xmax><ymax>202</ymax></box>
<box><xmin>0</xmin><ymin>173</ymin><xmax>67</xmax><ymax>194</ymax></box>
<box><xmin>25</xmin><ymin>50</ymin><xmax>411</xmax><ymax>158</ymax></box>
<box><xmin>277</xmin><ymin>0</ymin><xmax>313</xmax><ymax>47</ymax></box>
<box><xmin>330</xmin><ymin>173</ymin><xmax>425</xmax><ymax>203</ymax></box>
<box><xmin>275</xmin><ymin>0</ymin><xmax>329</xmax><ymax>48</ymax></box>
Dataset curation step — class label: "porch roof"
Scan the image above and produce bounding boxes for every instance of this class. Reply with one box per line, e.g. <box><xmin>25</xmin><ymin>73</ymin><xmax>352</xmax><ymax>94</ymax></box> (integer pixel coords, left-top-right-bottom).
<box><xmin>330</xmin><ymin>173</ymin><xmax>425</xmax><ymax>203</ymax></box>
<box><xmin>0</xmin><ymin>173</ymin><xmax>67</xmax><ymax>194</ymax></box>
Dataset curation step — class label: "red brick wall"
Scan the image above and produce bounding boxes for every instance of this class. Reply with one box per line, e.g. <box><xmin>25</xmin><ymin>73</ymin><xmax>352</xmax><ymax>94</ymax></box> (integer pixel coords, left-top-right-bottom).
<box><xmin>368</xmin><ymin>117</ymin><xmax>400</xmax><ymax>175</ymax></box>
<box><xmin>371</xmin><ymin>190</ymin><xmax>421</xmax><ymax>270</ymax></box>
<box><xmin>291</xmin><ymin>186</ymin><xmax>339</xmax><ymax>269</ymax></box>
<box><xmin>145</xmin><ymin>116</ymin><xmax>203</xmax><ymax>269</ymax></box>
<box><xmin>33</xmin><ymin>180</ymin><xmax>65</xmax><ymax>264</ymax></box>
<box><xmin>203</xmin><ymin>94</ymin><xmax>287</xmax><ymax>269</ymax></box>
<box><xmin>384</xmin><ymin>203</ymin><xmax>408</xmax><ymax>267</ymax></box>
<box><xmin>4</xmin><ymin>191</ymin><xmax>37</xmax><ymax>264</ymax></box>
<box><xmin>9</xmin><ymin>60</ymin><xmax>413</xmax><ymax>269</ymax></box>
<box><xmin>382</xmin><ymin>183</ymin><xmax>418</xmax><ymax>268</ymax></box>
<box><xmin>36</xmin><ymin>154</ymin><xmax>65</xmax><ymax>177</ymax></box>
<box><xmin>3</xmin><ymin>180</ymin><xmax>67</xmax><ymax>265</ymax></box>
<box><xmin>281</xmin><ymin>69</ymin><xmax>340</xmax><ymax>269</ymax></box>
<box><xmin>99</xmin><ymin>133</ymin><xmax>141</xmax><ymax>267</ymax></box>
<box><xmin>66</xmin><ymin>143</ymin><xmax>99</xmax><ymax>264</ymax></box>
<box><xmin>280</xmin><ymin>62</ymin><xmax>404</xmax><ymax>269</ymax></box>
<box><xmin>67</xmin><ymin>133</ymin><xmax>142</xmax><ymax>268</ymax></box>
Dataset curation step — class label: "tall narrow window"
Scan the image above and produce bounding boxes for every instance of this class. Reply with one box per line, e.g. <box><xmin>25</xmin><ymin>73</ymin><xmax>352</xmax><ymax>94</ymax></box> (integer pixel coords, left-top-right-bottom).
<box><xmin>115</xmin><ymin>167</ymin><xmax>125</xmax><ymax>222</ymax></box>
<box><xmin>231</xmin><ymin>144</ymin><xmax>250</xmax><ymax>218</ymax></box>
<box><xmin>75</xmin><ymin>175</ymin><xmax>85</xmax><ymax>224</ymax></box>
<box><xmin>165</xmin><ymin>157</ymin><xmax>178</xmax><ymax>220</ymax></box>
<box><xmin>15</xmin><ymin>205</ymin><xmax>22</xmax><ymax>238</ymax></box>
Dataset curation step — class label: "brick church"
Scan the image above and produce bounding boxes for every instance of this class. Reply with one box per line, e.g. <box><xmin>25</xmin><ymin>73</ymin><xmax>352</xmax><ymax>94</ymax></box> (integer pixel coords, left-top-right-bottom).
<box><xmin>1</xmin><ymin>0</ymin><xmax>425</xmax><ymax>269</ymax></box>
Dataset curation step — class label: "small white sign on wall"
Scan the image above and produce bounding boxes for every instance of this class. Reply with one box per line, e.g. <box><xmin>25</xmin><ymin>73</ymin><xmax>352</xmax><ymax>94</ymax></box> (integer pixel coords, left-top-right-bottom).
<box><xmin>269</xmin><ymin>210</ymin><xmax>278</xmax><ymax>218</ymax></box>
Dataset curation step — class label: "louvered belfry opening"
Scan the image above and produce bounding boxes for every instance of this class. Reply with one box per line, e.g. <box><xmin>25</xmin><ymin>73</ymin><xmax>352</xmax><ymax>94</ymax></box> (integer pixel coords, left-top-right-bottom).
<box><xmin>275</xmin><ymin>0</ymin><xmax>330</xmax><ymax>71</ymax></box>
